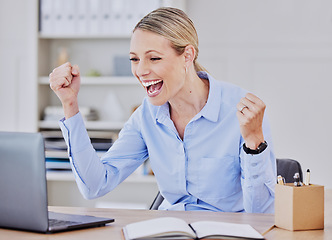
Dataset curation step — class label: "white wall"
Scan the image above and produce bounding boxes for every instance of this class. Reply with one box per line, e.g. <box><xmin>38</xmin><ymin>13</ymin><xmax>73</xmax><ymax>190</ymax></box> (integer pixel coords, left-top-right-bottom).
<box><xmin>0</xmin><ymin>0</ymin><xmax>38</xmax><ymax>132</ymax></box>
<box><xmin>1</xmin><ymin>0</ymin><xmax>331</xmax><ymax>189</ymax></box>
<box><xmin>187</xmin><ymin>0</ymin><xmax>332</xmax><ymax>188</ymax></box>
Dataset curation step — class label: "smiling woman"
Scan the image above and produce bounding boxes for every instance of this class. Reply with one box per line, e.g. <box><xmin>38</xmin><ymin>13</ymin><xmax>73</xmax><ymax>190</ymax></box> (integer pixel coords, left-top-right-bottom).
<box><xmin>133</xmin><ymin>7</ymin><xmax>206</xmax><ymax>73</ymax></box>
<box><xmin>129</xmin><ymin>28</ymin><xmax>204</xmax><ymax>108</ymax></box>
<box><xmin>49</xmin><ymin>7</ymin><xmax>276</xmax><ymax>213</ymax></box>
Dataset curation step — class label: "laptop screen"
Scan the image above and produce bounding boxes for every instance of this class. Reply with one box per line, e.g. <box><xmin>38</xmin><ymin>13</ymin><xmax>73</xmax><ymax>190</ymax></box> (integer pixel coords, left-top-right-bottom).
<box><xmin>0</xmin><ymin>132</ymin><xmax>49</xmax><ymax>232</ymax></box>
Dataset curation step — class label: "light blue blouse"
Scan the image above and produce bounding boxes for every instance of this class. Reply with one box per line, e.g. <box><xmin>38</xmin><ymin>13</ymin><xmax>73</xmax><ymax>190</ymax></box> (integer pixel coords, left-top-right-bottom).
<box><xmin>59</xmin><ymin>72</ymin><xmax>276</xmax><ymax>213</ymax></box>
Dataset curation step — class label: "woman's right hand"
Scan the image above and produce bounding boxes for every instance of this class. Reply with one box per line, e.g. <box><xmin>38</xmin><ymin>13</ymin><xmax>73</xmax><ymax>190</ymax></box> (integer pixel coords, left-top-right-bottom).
<box><xmin>49</xmin><ymin>62</ymin><xmax>81</xmax><ymax>119</ymax></box>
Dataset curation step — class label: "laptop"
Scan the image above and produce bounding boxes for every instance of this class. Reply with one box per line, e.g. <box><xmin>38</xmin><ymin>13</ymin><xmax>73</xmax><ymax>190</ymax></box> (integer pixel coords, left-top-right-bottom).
<box><xmin>0</xmin><ymin>131</ymin><xmax>114</xmax><ymax>233</ymax></box>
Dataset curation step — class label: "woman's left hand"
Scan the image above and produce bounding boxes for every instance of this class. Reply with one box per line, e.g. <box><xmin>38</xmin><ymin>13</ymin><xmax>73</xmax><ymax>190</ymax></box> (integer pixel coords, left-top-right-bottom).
<box><xmin>236</xmin><ymin>93</ymin><xmax>266</xmax><ymax>150</ymax></box>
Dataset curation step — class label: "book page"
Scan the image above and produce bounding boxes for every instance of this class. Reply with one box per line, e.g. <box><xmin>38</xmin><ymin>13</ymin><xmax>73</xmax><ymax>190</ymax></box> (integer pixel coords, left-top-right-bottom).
<box><xmin>123</xmin><ymin>217</ymin><xmax>196</xmax><ymax>240</ymax></box>
<box><xmin>190</xmin><ymin>221</ymin><xmax>264</xmax><ymax>239</ymax></box>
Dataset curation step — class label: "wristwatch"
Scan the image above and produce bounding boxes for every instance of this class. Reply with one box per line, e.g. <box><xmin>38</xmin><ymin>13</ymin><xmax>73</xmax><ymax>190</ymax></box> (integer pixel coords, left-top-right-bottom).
<box><xmin>243</xmin><ymin>141</ymin><xmax>268</xmax><ymax>155</ymax></box>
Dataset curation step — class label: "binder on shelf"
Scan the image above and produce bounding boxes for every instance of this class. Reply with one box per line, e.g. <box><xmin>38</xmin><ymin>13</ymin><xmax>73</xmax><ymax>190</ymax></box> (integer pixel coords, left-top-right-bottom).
<box><xmin>136</xmin><ymin>0</ymin><xmax>162</xmax><ymax>23</ymax></box>
<box><xmin>40</xmin><ymin>0</ymin><xmax>54</xmax><ymax>34</ymax></box>
<box><xmin>123</xmin><ymin>0</ymin><xmax>162</xmax><ymax>35</ymax></box>
<box><xmin>42</xmin><ymin>128</ymin><xmax>114</xmax><ymax>171</ymax></box>
<box><xmin>62</xmin><ymin>0</ymin><xmax>76</xmax><ymax>34</ymax></box>
<box><xmin>123</xmin><ymin>0</ymin><xmax>136</xmax><ymax>35</ymax></box>
<box><xmin>42</xmin><ymin>130</ymin><xmax>115</xmax><ymax>152</ymax></box>
<box><xmin>87</xmin><ymin>0</ymin><xmax>101</xmax><ymax>35</ymax></box>
<box><xmin>109</xmin><ymin>0</ymin><xmax>124</xmax><ymax>36</ymax></box>
<box><xmin>46</xmin><ymin>158</ymin><xmax>71</xmax><ymax>171</ymax></box>
<box><xmin>40</xmin><ymin>0</ymin><xmax>166</xmax><ymax>37</ymax></box>
<box><xmin>100</xmin><ymin>0</ymin><xmax>112</xmax><ymax>35</ymax></box>
<box><xmin>53</xmin><ymin>0</ymin><xmax>66</xmax><ymax>34</ymax></box>
<box><xmin>76</xmin><ymin>0</ymin><xmax>88</xmax><ymax>34</ymax></box>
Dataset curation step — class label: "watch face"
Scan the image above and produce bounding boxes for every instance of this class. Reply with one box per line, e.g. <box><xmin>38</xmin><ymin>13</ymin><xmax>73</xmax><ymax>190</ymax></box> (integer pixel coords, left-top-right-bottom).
<box><xmin>257</xmin><ymin>141</ymin><xmax>268</xmax><ymax>153</ymax></box>
<box><xmin>258</xmin><ymin>142</ymin><xmax>266</xmax><ymax>150</ymax></box>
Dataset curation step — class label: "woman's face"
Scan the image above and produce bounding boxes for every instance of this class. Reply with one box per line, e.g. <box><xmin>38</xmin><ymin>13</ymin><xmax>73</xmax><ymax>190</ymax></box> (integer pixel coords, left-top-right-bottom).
<box><xmin>130</xmin><ymin>29</ymin><xmax>186</xmax><ymax>106</ymax></box>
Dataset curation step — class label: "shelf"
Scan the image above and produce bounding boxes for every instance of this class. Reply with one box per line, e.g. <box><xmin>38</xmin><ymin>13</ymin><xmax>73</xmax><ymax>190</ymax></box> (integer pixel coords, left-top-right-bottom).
<box><xmin>39</xmin><ymin>120</ymin><xmax>125</xmax><ymax>130</ymax></box>
<box><xmin>46</xmin><ymin>150</ymin><xmax>106</xmax><ymax>159</ymax></box>
<box><xmin>39</xmin><ymin>33</ymin><xmax>131</xmax><ymax>40</ymax></box>
<box><xmin>47</xmin><ymin>171</ymin><xmax>75</xmax><ymax>181</ymax></box>
<box><xmin>46</xmin><ymin>170</ymin><xmax>156</xmax><ymax>184</ymax></box>
<box><xmin>39</xmin><ymin>76</ymin><xmax>139</xmax><ymax>85</ymax></box>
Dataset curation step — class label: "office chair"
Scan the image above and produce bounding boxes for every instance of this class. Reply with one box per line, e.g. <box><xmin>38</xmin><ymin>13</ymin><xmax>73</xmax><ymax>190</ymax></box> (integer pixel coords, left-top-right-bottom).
<box><xmin>149</xmin><ymin>192</ymin><xmax>164</xmax><ymax>210</ymax></box>
<box><xmin>149</xmin><ymin>158</ymin><xmax>303</xmax><ymax>210</ymax></box>
<box><xmin>276</xmin><ymin>158</ymin><xmax>303</xmax><ymax>183</ymax></box>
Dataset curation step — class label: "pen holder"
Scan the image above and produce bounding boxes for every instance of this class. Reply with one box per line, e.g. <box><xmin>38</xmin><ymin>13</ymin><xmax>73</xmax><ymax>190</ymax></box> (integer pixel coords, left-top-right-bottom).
<box><xmin>275</xmin><ymin>183</ymin><xmax>324</xmax><ymax>231</ymax></box>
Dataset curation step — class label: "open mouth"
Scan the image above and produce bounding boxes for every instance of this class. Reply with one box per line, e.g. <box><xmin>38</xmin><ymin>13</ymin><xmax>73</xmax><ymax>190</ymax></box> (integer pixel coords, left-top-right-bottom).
<box><xmin>142</xmin><ymin>79</ymin><xmax>164</xmax><ymax>97</ymax></box>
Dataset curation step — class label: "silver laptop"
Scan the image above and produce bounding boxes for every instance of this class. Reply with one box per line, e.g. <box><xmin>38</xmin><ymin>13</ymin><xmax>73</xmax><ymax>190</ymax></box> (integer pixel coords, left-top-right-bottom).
<box><xmin>0</xmin><ymin>131</ymin><xmax>114</xmax><ymax>233</ymax></box>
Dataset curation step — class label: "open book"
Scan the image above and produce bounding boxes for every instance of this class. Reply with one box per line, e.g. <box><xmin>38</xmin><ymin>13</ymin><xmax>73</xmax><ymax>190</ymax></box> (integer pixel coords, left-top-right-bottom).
<box><xmin>122</xmin><ymin>217</ymin><xmax>264</xmax><ymax>239</ymax></box>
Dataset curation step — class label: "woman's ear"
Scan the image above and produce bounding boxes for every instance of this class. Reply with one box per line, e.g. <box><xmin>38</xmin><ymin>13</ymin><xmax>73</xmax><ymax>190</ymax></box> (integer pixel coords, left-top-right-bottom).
<box><xmin>183</xmin><ymin>45</ymin><xmax>195</xmax><ymax>66</ymax></box>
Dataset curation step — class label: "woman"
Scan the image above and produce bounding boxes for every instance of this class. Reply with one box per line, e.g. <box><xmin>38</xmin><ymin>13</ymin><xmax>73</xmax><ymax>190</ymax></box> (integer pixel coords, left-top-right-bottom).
<box><xmin>49</xmin><ymin>7</ymin><xmax>276</xmax><ymax>213</ymax></box>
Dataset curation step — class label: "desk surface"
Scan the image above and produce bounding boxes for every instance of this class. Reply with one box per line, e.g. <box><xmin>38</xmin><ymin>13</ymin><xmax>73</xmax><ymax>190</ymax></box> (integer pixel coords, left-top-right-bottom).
<box><xmin>0</xmin><ymin>208</ymin><xmax>274</xmax><ymax>240</ymax></box>
<box><xmin>0</xmin><ymin>189</ymin><xmax>331</xmax><ymax>240</ymax></box>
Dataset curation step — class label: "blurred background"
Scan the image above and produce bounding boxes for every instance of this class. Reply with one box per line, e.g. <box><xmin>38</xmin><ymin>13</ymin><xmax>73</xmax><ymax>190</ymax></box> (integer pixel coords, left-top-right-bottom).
<box><xmin>0</xmin><ymin>0</ymin><xmax>331</xmax><ymax>208</ymax></box>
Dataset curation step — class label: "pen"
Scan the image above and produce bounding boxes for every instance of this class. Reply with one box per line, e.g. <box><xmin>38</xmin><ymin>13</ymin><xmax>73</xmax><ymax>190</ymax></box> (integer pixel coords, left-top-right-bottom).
<box><xmin>277</xmin><ymin>175</ymin><xmax>285</xmax><ymax>185</ymax></box>
<box><xmin>293</xmin><ymin>172</ymin><xmax>302</xmax><ymax>187</ymax></box>
<box><xmin>305</xmin><ymin>169</ymin><xmax>310</xmax><ymax>185</ymax></box>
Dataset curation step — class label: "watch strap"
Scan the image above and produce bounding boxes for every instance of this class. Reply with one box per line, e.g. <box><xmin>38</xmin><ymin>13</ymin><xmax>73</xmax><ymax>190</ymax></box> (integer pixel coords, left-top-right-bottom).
<box><xmin>243</xmin><ymin>141</ymin><xmax>268</xmax><ymax>155</ymax></box>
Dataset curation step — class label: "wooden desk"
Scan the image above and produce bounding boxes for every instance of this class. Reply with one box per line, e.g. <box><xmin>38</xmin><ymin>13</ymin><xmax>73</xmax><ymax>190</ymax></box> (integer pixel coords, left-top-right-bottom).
<box><xmin>0</xmin><ymin>208</ymin><xmax>274</xmax><ymax>240</ymax></box>
<box><xmin>0</xmin><ymin>189</ymin><xmax>330</xmax><ymax>240</ymax></box>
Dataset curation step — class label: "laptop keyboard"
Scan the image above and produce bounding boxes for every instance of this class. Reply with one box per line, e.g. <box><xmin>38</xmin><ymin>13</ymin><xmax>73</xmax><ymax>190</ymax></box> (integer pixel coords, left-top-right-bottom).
<box><xmin>49</xmin><ymin>218</ymin><xmax>81</xmax><ymax>227</ymax></box>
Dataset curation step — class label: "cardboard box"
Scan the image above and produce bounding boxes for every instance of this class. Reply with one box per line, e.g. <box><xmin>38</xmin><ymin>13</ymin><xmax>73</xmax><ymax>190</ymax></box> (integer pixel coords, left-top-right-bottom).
<box><xmin>275</xmin><ymin>183</ymin><xmax>324</xmax><ymax>231</ymax></box>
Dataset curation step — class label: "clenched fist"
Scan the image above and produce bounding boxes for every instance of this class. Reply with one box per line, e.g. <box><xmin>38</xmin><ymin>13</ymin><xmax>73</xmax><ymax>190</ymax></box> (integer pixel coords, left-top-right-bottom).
<box><xmin>49</xmin><ymin>62</ymin><xmax>81</xmax><ymax>119</ymax></box>
<box><xmin>236</xmin><ymin>93</ymin><xmax>266</xmax><ymax>150</ymax></box>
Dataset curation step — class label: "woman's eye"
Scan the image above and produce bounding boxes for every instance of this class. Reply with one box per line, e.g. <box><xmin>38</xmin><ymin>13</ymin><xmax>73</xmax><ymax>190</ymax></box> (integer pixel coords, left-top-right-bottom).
<box><xmin>130</xmin><ymin>58</ymin><xmax>139</xmax><ymax>62</ymax></box>
<box><xmin>151</xmin><ymin>57</ymin><xmax>162</xmax><ymax>61</ymax></box>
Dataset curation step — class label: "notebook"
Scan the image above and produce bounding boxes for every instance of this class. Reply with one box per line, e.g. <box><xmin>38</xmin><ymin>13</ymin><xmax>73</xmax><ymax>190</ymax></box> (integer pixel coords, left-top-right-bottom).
<box><xmin>0</xmin><ymin>131</ymin><xmax>114</xmax><ymax>233</ymax></box>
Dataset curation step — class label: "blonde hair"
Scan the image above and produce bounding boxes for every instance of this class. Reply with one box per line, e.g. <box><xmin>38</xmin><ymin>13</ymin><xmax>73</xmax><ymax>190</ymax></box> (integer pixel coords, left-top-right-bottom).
<box><xmin>134</xmin><ymin>7</ymin><xmax>206</xmax><ymax>72</ymax></box>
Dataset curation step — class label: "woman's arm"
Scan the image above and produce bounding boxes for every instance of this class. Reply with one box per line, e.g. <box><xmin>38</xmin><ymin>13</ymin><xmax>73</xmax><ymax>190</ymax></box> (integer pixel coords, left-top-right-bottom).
<box><xmin>236</xmin><ymin>93</ymin><xmax>276</xmax><ymax>213</ymax></box>
<box><xmin>50</xmin><ymin>63</ymin><xmax>148</xmax><ymax>199</ymax></box>
<box><xmin>240</xmin><ymin>116</ymin><xmax>276</xmax><ymax>213</ymax></box>
<box><xmin>59</xmin><ymin>110</ymin><xmax>148</xmax><ymax>200</ymax></box>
